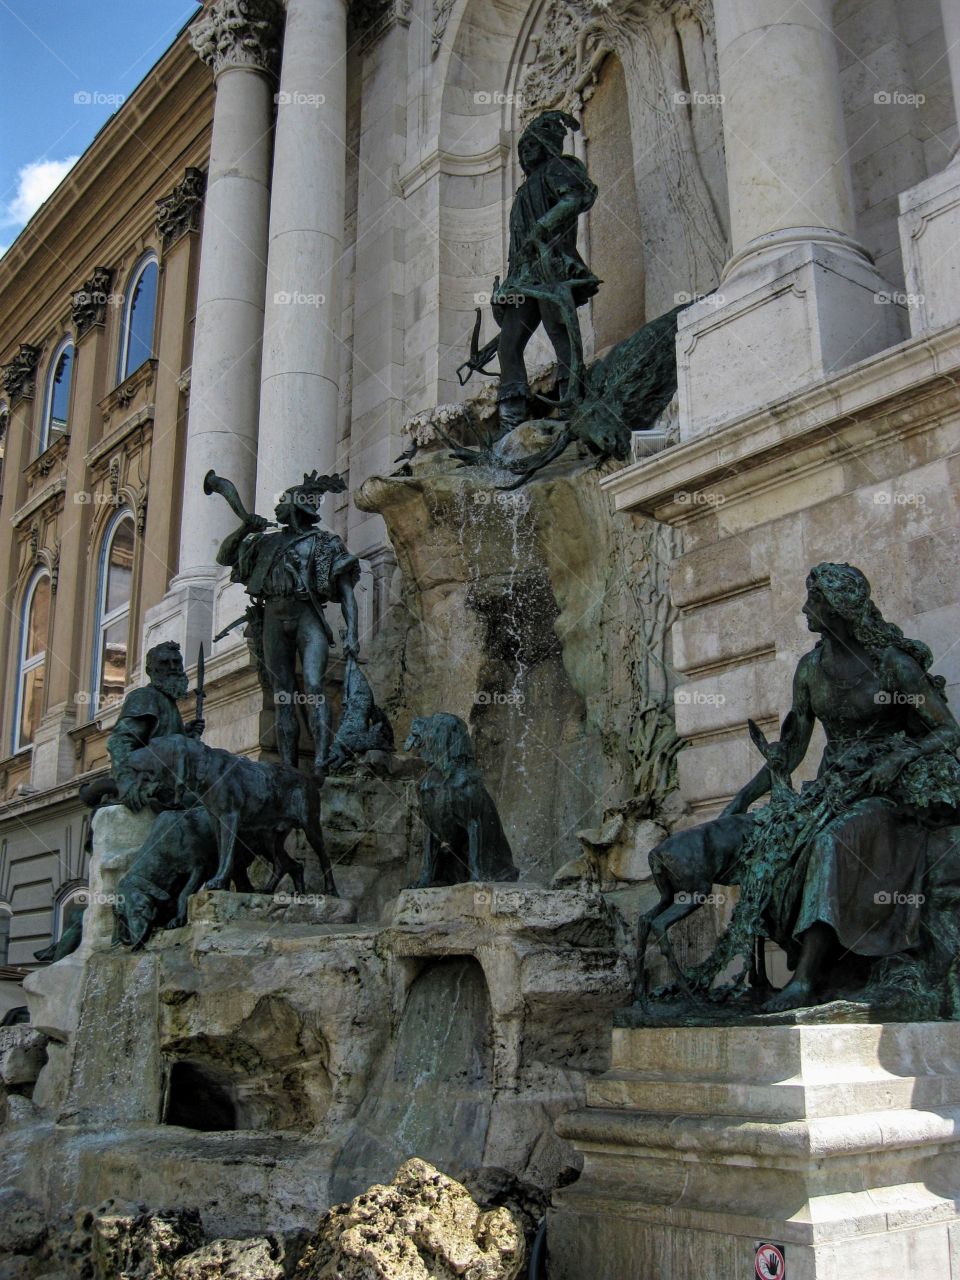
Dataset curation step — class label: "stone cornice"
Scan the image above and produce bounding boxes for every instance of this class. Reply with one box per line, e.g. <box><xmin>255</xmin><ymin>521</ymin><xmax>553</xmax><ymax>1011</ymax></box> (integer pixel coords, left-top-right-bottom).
<box><xmin>600</xmin><ymin>323</ymin><xmax>960</xmax><ymax>523</ymax></box>
<box><xmin>12</xmin><ymin>477</ymin><xmax>67</xmax><ymax>529</ymax></box>
<box><xmin>189</xmin><ymin>0</ymin><xmax>283</xmax><ymax>78</ymax></box>
<box><xmin>398</xmin><ymin>137</ymin><xmax>510</xmax><ymax>197</ymax></box>
<box><xmin>350</xmin><ymin>0</ymin><xmax>412</xmax><ymax>53</ymax></box>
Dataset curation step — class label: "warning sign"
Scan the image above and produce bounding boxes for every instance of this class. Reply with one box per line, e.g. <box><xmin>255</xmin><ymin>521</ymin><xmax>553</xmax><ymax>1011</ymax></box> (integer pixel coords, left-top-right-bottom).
<box><xmin>755</xmin><ymin>1242</ymin><xmax>786</xmax><ymax>1278</ymax></box>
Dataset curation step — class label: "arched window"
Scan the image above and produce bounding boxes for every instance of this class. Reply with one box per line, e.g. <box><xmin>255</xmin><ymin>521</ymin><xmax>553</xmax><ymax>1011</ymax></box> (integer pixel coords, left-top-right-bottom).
<box><xmin>13</xmin><ymin>570</ymin><xmax>50</xmax><ymax>752</ymax></box>
<box><xmin>54</xmin><ymin>885</ymin><xmax>87</xmax><ymax>942</ymax></box>
<box><xmin>0</xmin><ymin>401</ymin><xmax>9</xmax><ymax>443</ymax></box>
<box><xmin>117</xmin><ymin>255</ymin><xmax>158</xmax><ymax>383</ymax></box>
<box><xmin>92</xmin><ymin>510</ymin><xmax>135</xmax><ymax>713</ymax></box>
<box><xmin>39</xmin><ymin>338</ymin><xmax>74</xmax><ymax>452</ymax></box>
<box><xmin>0</xmin><ymin>904</ymin><xmax>10</xmax><ymax>965</ymax></box>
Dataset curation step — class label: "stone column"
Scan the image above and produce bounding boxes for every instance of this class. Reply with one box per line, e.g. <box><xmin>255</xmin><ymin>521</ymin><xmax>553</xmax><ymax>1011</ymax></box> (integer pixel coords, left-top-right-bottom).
<box><xmin>676</xmin><ymin>0</ymin><xmax>904</xmax><ymax>438</ymax></box>
<box><xmin>255</xmin><ymin>0</ymin><xmax>348</xmax><ymax>511</ymax></box>
<box><xmin>145</xmin><ymin>0</ymin><xmax>281</xmax><ymax>659</ymax></box>
<box><xmin>941</xmin><ymin>0</ymin><xmax>960</xmax><ymax>163</ymax></box>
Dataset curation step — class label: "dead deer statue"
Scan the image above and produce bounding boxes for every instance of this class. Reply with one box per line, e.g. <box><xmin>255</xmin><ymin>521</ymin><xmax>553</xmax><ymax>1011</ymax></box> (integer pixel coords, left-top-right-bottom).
<box><xmin>636</xmin><ymin>712</ymin><xmax>797</xmax><ymax>998</ymax></box>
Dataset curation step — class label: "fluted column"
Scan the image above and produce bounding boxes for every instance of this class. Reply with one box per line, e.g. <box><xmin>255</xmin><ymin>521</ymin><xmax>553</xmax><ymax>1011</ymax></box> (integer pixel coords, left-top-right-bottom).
<box><xmin>255</xmin><ymin>0</ymin><xmax>348</xmax><ymax>509</ymax></box>
<box><xmin>181</xmin><ymin>0</ymin><xmax>280</xmax><ymax>567</ymax></box>
<box><xmin>146</xmin><ymin>0</ymin><xmax>281</xmax><ymax>658</ymax></box>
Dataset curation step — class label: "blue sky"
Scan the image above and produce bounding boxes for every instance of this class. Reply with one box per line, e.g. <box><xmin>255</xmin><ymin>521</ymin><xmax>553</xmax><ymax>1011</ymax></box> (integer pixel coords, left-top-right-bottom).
<box><xmin>1</xmin><ymin>1</ymin><xmax>202</xmax><ymax>255</ymax></box>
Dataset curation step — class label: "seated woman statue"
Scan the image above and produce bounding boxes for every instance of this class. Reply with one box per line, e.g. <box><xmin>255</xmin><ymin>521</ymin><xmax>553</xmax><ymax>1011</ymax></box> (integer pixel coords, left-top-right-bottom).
<box><xmin>703</xmin><ymin>562</ymin><xmax>960</xmax><ymax>1012</ymax></box>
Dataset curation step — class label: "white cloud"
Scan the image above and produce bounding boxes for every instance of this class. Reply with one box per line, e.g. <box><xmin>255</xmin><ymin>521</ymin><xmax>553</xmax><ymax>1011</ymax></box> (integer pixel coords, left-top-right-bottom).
<box><xmin>4</xmin><ymin>156</ymin><xmax>79</xmax><ymax>228</ymax></box>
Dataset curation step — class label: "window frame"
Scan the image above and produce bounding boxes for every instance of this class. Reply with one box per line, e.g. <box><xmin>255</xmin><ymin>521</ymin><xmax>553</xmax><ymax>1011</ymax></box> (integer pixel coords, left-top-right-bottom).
<box><xmin>0</xmin><ymin>903</ymin><xmax>11</xmax><ymax>966</ymax></box>
<box><xmin>39</xmin><ymin>336</ymin><xmax>75</xmax><ymax>455</ymax></box>
<box><xmin>90</xmin><ymin>507</ymin><xmax>136</xmax><ymax>718</ymax></box>
<box><xmin>116</xmin><ymin>253</ymin><xmax>159</xmax><ymax>385</ymax></box>
<box><xmin>12</xmin><ymin>567</ymin><xmax>51</xmax><ymax>754</ymax></box>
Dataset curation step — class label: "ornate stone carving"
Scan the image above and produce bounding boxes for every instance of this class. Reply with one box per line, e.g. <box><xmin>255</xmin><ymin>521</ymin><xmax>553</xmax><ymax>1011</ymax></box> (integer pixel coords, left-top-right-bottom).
<box><xmin>518</xmin><ymin>0</ymin><xmax>611</xmax><ymax>118</ymax></box>
<box><xmin>431</xmin><ymin>0</ymin><xmax>455</xmax><ymax>56</ymax></box>
<box><xmin>1</xmin><ymin>344</ymin><xmax>41</xmax><ymax>404</ymax></box>
<box><xmin>156</xmin><ymin>169</ymin><xmax>206</xmax><ymax>251</ymax></box>
<box><xmin>72</xmin><ymin>267</ymin><xmax>113</xmax><ymax>339</ymax></box>
<box><xmin>189</xmin><ymin>0</ymin><xmax>283</xmax><ymax>79</ymax></box>
<box><xmin>350</xmin><ymin>0</ymin><xmax>411</xmax><ymax>53</ymax></box>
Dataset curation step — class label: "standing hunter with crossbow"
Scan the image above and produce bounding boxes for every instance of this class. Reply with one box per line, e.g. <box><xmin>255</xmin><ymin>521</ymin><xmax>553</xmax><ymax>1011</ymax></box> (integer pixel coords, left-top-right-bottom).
<box><xmin>464</xmin><ymin>110</ymin><xmax>600</xmax><ymax>430</ymax></box>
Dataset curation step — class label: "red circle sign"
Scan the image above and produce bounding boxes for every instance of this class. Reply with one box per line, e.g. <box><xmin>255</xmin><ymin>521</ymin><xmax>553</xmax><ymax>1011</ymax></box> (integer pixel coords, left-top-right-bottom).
<box><xmin>755</xmin><ymin>1244</ymin><xmax>785</xmax><ymax>1278</ymax></box>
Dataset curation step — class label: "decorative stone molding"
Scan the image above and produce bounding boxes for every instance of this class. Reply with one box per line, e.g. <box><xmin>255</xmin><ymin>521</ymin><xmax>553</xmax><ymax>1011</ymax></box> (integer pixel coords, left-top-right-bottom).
<box><xmin>0</xmin><ymin>405</ymin><xmax>8</xmax><ymax>444</ymax></box>
<box><xmin>71</xmin><ymin>267</ymin><xmax>114</xmax><ymax>339</ymax></box>
<box><xmin>155</xmin><ymin>168</ymin><xmax>206</xmax><ymax>252</ymax></box>
<box><xmin>350</xmin><ymin>0</ymin><xmax>411</xmax><ymax>54</ymax></box>
<box><xmin>2</xmin><ymin>344</ymin><xmax>41</xmax><ymax>404</ymax></box>
<box><xmin>189</xmin><ymin>0</ymin><xmax>283</xmax><ymax>79</ymax></box>
<box><xmin>431</xmin><ymin>0</ymin><xmax>455</xmax><ymax>56</ymax></box>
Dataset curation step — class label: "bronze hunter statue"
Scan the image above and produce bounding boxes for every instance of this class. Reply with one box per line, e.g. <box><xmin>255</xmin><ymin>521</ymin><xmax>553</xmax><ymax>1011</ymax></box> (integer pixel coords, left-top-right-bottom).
<box><xmin>488</xmin><ymin>110</ymin><xmax>599</xmax><ymax>430</ymax></box>
<box><xmin>207</xmin><ymin>469</ymin><xmax>359</xmax><ymax>776</ymax></box>
<box><xmin>640</xmin><ymin>562</ymin><xmax>960</xmax><ymax>1017</ymax></box>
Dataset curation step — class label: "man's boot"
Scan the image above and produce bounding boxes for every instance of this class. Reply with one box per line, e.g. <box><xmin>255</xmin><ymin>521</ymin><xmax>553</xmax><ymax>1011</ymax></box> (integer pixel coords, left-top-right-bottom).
<box><xmin>497</xmin><ymin>379</ymin><xmax>530</xmax><ymax>431</ymax></box>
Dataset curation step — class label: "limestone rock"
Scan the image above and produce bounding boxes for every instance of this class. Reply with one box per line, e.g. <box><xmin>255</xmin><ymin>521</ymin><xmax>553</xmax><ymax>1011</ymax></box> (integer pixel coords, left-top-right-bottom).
<box><xmin>295</xmin><ymin>1158</ymin><xmax>525</xmax><ymax>1280</ymax></box>
<box><xmin>0</xmin><ymin>1188</ymin><xmax>48</xmax><ymax>1255</ymax></box>
<box><xmin>73</xmin><ymin>1200</ymin><xmax>204</xmax><ymax>1280</ymax></box>
<box><xmin>491</xmin><ymin>420</ymin><xmax>560</xmax><ymax>463</ymax></box>
<box><xmin>172</xmin><ymin>1236</ymin><xmax>285</xmax><ymax>1279</ymax></box>
<box><xmin>0</xmin><ymin>1026</ymin><xmax>49</xmax><ymax>1090</ymax></box>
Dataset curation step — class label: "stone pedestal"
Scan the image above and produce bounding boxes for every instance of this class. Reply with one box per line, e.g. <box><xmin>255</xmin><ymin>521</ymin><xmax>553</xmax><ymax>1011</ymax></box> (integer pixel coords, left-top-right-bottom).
<box><xmin>677</xmin><ymin>241</ymin><xmax>906</xmax><ymax>438</ymax></box>
<box><xmin>549</xmin><ymin>1022</ymin><xmax>960</xmax><ymax>1278</ymax></box>
<box><xmin>899</xmin><ymin>164</ymin><xmax>960</xmax><ymax>335</ymax></box>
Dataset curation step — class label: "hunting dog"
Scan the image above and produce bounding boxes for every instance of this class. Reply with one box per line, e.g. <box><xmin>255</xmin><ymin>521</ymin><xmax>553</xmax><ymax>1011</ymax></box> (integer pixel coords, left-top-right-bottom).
<box><xmin>126</xmin><ymin>734</ymin><xmax>335</xmax><ymax>897</ymax></box>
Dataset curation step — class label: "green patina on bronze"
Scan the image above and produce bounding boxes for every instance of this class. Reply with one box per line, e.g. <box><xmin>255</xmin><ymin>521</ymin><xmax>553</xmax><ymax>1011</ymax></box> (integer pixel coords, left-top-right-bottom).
<box><xmin>634</xmin><ymin>562</ymin><xmax>960</xmax><ymax>1022</ymax></box>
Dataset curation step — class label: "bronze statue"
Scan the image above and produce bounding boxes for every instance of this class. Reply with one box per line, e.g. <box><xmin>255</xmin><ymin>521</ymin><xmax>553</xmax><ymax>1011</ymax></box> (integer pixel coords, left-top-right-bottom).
<box><xmin>325</xmin><ymin>645</ymin><xmax>394</xmax><ymax>772</ymax></box>
<box><xmin>492</xmin><ymin>110</ymin><xmax>599</xmax><ymax>430</ymax></box>
<box><xmin>208</xmin><ymin>470</ymin><xmax>359</xmax><ymax>775</ymax></box>
<box><xmin>404</xmin><ymin>714</ymin><xmax>519</xmax><ymax>885</ymax></box>
<box><xmin>108</xmin><ymin>640</ymin><xmax>204</xmax><ymax>810</ymax></box>
<box><xmin>641</xmin><ymin>563</ymin><xmax>960</xmax><ymax>1015</ymax></box>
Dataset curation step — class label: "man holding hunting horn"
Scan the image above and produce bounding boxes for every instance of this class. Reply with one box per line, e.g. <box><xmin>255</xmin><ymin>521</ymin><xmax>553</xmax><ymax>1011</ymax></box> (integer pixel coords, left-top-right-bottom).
<box><xmin>205</xmin><ymin>469</ymin><xmax>360</xmax><ymax>777</ymax></box>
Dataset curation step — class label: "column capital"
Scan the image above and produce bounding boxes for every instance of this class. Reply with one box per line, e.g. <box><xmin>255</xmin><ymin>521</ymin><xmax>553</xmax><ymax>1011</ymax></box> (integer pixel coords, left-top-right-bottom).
<box><xmin>71</xmin><ymin>266</ymin><xmax>114</xmax><ymax>339</ymax></box>
<box><xmin>155</xmin><ymin>168</ymin><xmax>207</xmax><ymax>252</ymax></box>
<box><xmin>1</xmin><ymin>343</ymin><xmax>42</xmax><ymax>404</ymax></box>
<box><xmin>189</xmin><ymin>0</ymin><xmax>283</xmax><ymax>79</ymax></box>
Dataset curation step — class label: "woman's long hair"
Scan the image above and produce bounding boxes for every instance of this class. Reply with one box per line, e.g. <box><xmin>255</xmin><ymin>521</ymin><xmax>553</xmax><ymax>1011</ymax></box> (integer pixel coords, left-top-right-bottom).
<box><xmin>808</xmin><ymin>562</ymin><xmax>945</xmax><ymax>691</ymax></box>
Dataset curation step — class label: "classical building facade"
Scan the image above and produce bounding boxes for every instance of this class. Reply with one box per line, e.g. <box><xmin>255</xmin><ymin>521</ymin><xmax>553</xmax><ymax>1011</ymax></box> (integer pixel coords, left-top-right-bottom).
<box><xmin>0</xmin><ymin>0</ymin><xmax>957</xmax><ymax>1018</ymax></box>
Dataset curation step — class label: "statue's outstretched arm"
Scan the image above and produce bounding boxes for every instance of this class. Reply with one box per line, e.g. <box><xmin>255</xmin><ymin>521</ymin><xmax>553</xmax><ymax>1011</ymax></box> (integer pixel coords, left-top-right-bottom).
<box><xmin>721</xmin><ymin>657</ymin><xmax>815</xmax><ymax>815</ymax></box>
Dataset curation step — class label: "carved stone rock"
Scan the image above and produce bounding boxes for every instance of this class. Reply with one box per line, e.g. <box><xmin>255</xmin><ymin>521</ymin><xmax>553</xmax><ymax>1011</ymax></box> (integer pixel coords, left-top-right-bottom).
<box><xmin>189</xmin><ymin>0</ymin><xmax>283</xmax><ymax>79</ymax></box>
<box><xmin>71</xmin><ymin>266</ymin><xmax>113</xmax><ymax>338</ymax></box>
<box><xmin>172</xmin><ymin>1236</ymin><xmax>286</xmax><ymax>1279</ymax></box>
<box><xmin>1</xmin><ymin>344</ymin><xmax>41</xmax><ymax>403</ymax></box>
<box><xmin>156</xmin><ymin>169</ymin><xmax>207</xmax><ymax>251</ymax></box>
